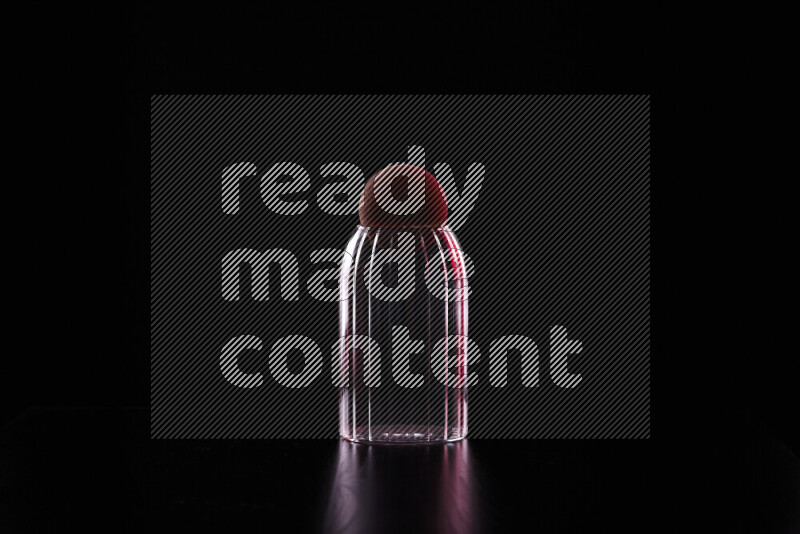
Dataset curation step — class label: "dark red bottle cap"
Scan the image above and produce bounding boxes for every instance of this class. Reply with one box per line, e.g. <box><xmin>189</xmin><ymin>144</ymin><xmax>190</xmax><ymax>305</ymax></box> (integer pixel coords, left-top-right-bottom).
<box><xmin>358</xmin><ymin>164</ymin><xmax>448</xmax><ymax>227</ymax></box>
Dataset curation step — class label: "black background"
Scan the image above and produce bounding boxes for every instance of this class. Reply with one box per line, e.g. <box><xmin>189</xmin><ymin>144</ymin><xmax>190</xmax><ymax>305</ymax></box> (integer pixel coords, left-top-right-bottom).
<box><xmin>3</xmin><ymin>2</ymin><xmax>798</xmax><ymax>533</ymax></box>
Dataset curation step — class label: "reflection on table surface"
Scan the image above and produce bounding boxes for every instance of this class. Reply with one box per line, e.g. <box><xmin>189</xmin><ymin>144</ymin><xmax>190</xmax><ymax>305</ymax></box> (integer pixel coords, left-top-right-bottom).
<box><xmin>323</xmin><ymin>439</ymin><xmax>484</xmax><ymax>534</ymax></box>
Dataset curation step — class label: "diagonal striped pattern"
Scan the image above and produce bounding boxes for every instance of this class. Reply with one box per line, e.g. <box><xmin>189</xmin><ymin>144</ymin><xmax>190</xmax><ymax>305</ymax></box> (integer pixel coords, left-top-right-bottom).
<box><xmin>151</xmin><ymin>95</ymin><xmax>650</xmax><ymax>439</ymax></box>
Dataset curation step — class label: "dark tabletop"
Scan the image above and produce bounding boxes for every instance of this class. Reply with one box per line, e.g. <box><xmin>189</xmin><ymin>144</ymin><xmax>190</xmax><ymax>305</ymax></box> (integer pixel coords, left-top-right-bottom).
<box><xmin>1</xmin><ymin>408</ymin><xmax>797</xmax><ymax>533</ymax></box>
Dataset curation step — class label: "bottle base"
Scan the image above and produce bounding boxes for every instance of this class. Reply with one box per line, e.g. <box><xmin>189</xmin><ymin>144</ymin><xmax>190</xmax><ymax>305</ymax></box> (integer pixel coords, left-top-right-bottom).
<box><xmin>340</xmin><ymin>424</ymin><xmax>466</xmax><ymax>444</ymax></box>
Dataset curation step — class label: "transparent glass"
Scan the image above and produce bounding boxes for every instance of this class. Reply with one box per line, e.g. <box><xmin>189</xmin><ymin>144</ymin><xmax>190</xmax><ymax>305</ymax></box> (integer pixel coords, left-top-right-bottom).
<box><xmin>338</xmin><ymin>226</ymin><xmax>470</xmax><ymax>443</ymax></box>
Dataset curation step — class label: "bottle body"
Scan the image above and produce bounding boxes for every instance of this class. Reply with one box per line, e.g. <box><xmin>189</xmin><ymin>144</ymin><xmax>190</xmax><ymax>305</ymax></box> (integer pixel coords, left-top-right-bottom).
<box><xmin>338</xmin><ymin>226</ymin><xmax>470</xmax><ymax>443</ymax></box>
